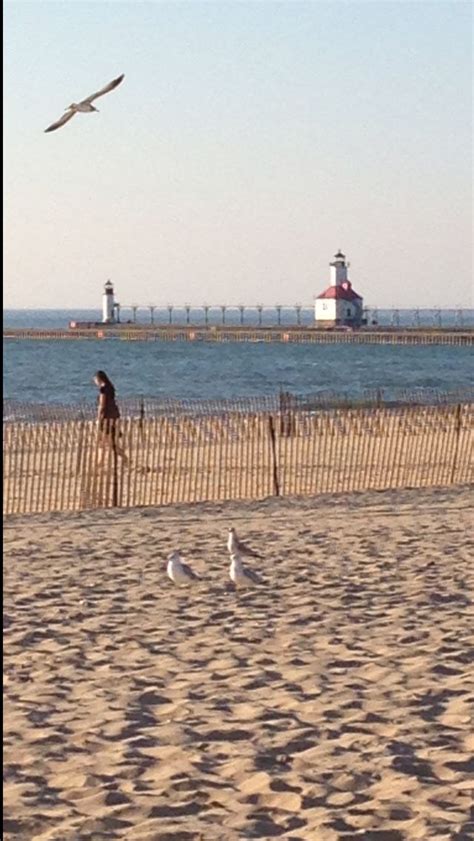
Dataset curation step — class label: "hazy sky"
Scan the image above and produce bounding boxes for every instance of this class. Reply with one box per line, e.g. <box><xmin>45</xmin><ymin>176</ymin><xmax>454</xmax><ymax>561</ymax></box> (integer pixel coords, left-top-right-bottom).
<box><xmin>4</xmin><ymin>0</ymin><xmax>473</xmax><ymax>310</ymax></box>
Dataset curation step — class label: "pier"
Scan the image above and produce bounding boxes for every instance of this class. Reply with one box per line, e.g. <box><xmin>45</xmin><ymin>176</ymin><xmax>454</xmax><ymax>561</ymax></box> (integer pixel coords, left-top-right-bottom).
<box><xmin>3</xmin><ymin>325</ymin><xmax>474</xmax><ymax>345</ymax></box>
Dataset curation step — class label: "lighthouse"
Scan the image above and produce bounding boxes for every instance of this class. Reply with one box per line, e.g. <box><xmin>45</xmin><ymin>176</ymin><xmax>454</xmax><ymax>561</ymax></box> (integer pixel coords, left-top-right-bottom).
<box><xmin>315</xmin><ymin>251</ymin><xmax>364</xmax><ymax>327</ymax></box>
<box><xmin>102</xmin><ymin>280</ymin><xmax>115</xmax><ymax>324</ymax></box>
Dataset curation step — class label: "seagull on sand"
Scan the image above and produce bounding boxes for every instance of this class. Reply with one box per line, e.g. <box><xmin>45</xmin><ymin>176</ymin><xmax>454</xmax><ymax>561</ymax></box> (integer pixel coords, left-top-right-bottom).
<box><xmin>167</xmin><ymin>551</ymin><xmax>200</xmax><ymax>587</ymax></box>
<box><xmin>227</xmin><ymin>527</ymin><xmax>262</xmax><ymax>559</ymax></box>
<box><xmin>229</xmin><ymin>553</ymin><xmax>262</xmax><ymax>589</ymax></box>
<box><xmin>44</xmin><ymin>73</ymin><xmax>125</xmax><ymax>133</ymax></box>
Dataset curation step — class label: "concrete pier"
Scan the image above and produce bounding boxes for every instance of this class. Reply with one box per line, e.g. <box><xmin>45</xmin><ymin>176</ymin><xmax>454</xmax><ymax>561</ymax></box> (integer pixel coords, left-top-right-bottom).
<box><xmin>3</xmin><ymin>325</ymin><xmax>474</xmax><ymax>346</ymax></box>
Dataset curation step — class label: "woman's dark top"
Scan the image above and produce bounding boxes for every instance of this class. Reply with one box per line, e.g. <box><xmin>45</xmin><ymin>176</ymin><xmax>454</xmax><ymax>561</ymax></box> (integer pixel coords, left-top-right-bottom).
<box><xmin>98</xmin><ymin>383</ymin><xmax>120</xmax><ymax>421</ymax></box>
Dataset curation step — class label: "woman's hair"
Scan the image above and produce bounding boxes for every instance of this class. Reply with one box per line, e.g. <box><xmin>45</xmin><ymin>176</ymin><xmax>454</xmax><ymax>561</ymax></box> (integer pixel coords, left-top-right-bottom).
<box><xmin>95</xmin><ymin>370</ymin><xmax>114</xmax><ymax>389</ymax></box>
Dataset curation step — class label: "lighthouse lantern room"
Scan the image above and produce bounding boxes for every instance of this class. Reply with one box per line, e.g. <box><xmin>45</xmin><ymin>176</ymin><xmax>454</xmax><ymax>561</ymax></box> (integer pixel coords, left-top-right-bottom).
<box><xmin>102</xmin><ymin>280</ymin><xmax>115</xmax><ymax>324</ymax></box>
<box><xmin>315</xmin><ymin>251</ymin><xmax>363</xmax><ymax>328</ymax></box>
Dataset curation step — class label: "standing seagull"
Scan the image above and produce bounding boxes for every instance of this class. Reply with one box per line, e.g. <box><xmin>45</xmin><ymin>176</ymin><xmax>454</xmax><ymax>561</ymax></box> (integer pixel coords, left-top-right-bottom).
<box><xmin>167</xmin><ymin>551</ymin><xmax>200</xmax><ymax>587</ymax></box>
<box><xmin>227</xmin><ymin>527</ymin><xmax>262</xmax><ymax>559</ymax></box>
<box><xmin>229</xmin><ymin>554</ymin><xmax>262</xmax><ymax>589</ymax></box>
<box><xmin>44</xmin><ymin>73</ymin><xmax>125</xmax><ymax>133</ymax></box>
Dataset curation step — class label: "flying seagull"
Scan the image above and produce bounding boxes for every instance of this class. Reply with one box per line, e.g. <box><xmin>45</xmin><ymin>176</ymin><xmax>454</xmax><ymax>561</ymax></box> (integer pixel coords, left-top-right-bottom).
<box><xmin>44</xmin><ymin>73</ymin><xmax>125</xmax><ymax>133</ymax></box>
<box><xmin>227</xmin><ymin>527</ymin><xmax>262</xmax><ymax>559</ymax></box>
<box><xmin>229</xmin><ymin>554</ymin><xmax>263</xmax><ymax>589</ymax></box>
<box><xmin>167</xmin><ymin>551</ymin><xmax>200</xmax><ymax>587</ymax></box>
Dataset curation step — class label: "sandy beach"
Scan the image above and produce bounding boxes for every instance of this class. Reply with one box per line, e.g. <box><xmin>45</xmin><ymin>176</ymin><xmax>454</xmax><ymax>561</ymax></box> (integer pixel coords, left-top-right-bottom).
<box><xmin>4</xmin><ymin>486</ymin><xmax>473</xmax><ymax>840</ymax></box>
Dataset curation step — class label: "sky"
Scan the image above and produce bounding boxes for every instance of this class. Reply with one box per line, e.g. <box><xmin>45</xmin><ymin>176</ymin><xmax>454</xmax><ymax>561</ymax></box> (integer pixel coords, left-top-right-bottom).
<box><xmin>3</xmin><ymin>0</ymin><xmax>473</xmax><ymax>310</ymax></box>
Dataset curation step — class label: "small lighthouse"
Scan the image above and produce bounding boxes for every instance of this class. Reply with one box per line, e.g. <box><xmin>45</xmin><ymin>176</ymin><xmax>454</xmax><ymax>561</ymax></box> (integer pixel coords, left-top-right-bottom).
<box><xmin>102</xmin><ymin>280</ymin><xmax>115</xmax><ymax>324</ymax></box>
<box><xmin>315</xmin><ymin>250</ymin><xmax>364</xmax><ymax>327</ymax></box>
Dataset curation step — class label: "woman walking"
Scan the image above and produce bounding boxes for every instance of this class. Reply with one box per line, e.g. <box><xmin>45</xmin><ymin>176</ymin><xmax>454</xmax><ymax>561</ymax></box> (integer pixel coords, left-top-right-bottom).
<box><xmin>94</xmin><ymin>370</ymin><xmax>128</xmax><ymax>464</ymax></box>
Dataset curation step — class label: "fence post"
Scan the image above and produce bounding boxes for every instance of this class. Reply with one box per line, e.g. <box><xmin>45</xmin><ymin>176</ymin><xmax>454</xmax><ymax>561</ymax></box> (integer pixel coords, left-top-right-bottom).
<box><xmin>449</xmin><ymin>403</ymin><xmax>462</xmax><ymax>485</ymax></box>
<box><xmin>279</xmin><ymin>390</ymin><xmax>295</xmax><ymax>437</ymax></box>
<box><xmin>114</xmin><ymin>419</ymin><xmax>120</xmax><ymax>506</ymax></box>
<box><xmin>139</xmin><ymin>396</ymin><xmax>145</xmax><ymax>440</ymax></box>
<box><xmin>268</xmin><ymin>414</ymin><xmax>280</xmax><ymax>497</ymax></box>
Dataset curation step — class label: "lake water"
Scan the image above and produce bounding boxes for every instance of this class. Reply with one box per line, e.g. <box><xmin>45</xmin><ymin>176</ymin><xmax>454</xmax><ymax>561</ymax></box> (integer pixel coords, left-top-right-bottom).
<box><xmin>3</xmin><ymin>310</ymin><xmax>473</xmax><ymax>406</ymax></box>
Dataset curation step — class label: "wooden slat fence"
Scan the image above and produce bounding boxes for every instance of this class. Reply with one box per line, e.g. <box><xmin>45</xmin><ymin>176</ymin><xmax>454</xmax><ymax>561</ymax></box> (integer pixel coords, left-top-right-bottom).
<box><xmin>3</xmin><ymin>404</ymin><xmax>473</xmax><ymax>516</ymax></box>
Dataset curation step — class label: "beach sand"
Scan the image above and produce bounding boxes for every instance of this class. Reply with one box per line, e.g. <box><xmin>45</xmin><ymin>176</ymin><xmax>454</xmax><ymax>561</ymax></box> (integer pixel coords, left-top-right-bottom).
<box><xmin>4</xmin><ymin>486</ymin><xmax>473</xmax><ymax>840</ymax></box>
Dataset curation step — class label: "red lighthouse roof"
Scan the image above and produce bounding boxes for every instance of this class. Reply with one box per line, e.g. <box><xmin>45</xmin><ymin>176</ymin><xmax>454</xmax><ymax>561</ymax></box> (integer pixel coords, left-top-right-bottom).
<box><xmin>317</xmin><ymin>281</ymin><xmax>362</xmax><ymax>302</ymax></box>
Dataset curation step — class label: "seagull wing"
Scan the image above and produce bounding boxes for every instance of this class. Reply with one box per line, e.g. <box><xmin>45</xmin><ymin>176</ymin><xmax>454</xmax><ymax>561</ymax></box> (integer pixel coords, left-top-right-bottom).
<box><xmin>82</xmin><ymin>74</ymin><xmax>125</xmax><ymax>104</ymax></box>
<box><xmin>243</xmin><ymin>567</ymin><xmax>262</xmax><ymax>585</ymax></box>
<box><xmin>44</xmin><ymin>110</ymin><xmax>76</xmax><ymax>133</ymax></box>
<box><xmin>237</xmin><ymin>538</ymin><xmax>262</xmax><ymax>559</ymax></box>
<box><xmin>181</xmin><ymin>563</ymin><xmax>199</xmax><ymax>580</ymax></box>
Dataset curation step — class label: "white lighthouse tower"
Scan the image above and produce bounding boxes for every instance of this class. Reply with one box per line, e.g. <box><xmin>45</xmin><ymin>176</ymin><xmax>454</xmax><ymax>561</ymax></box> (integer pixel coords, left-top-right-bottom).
<box><xmin>329</xmin><ymin>250</ymin><xmax>349</xmax><ymax>286</ymax></box>
<box><xmin>102</xmin><ymin>280</ymin><xmax>115</xmax><ymax>324</ymax></box>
